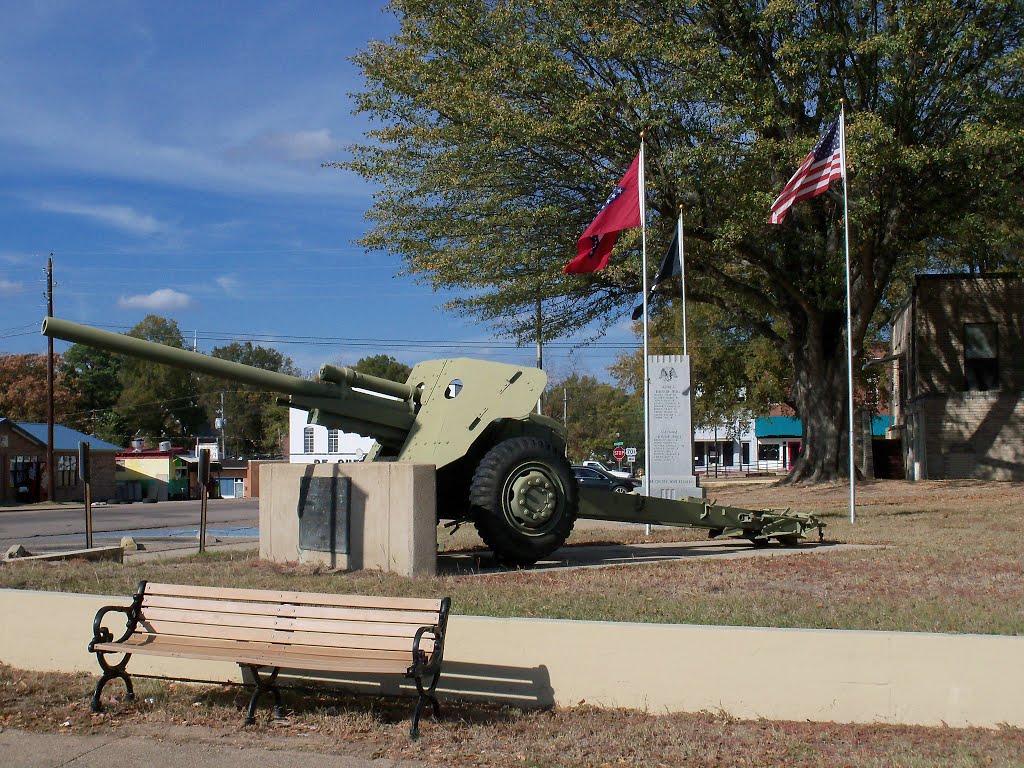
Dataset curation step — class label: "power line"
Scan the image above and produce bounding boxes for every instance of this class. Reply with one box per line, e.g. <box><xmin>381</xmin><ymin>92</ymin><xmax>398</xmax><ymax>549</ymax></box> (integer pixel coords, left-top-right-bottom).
<box><xmin>0</xmin><ymin>323</ymin><xmax>39</xmax><ymax>334</ymax></box>
<box><xmin>74</xmin><ymin>322</ymin><xmax>639</xmax><ymax>351</ymax></box>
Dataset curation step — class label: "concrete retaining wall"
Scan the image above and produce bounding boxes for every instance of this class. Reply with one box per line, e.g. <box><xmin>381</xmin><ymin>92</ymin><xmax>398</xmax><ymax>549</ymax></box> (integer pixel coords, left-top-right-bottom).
<box><xmin>1</xmin><ymin>588</ymin><xmax>1020</xmax><ymax>728</ymax></box>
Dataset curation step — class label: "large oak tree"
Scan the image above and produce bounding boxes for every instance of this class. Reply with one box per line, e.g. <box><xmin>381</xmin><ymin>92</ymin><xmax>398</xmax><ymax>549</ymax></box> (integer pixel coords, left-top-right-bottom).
<box><xmin>343</xmin><ymin>0</ymin><xmax>1023</xmax><ymax>481</ymax></box>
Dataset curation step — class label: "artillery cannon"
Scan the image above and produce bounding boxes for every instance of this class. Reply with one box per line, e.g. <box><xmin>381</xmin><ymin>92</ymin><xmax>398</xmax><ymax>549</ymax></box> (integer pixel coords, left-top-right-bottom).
<box><xmin>42</xmin><ymin>317</ymin><xmax>823</xmax><ymax>565</ymax></box>
<box><xmin>42</xmin><ymin>317</ymin><xmax>576</xmax><ymax>566</ymax></box>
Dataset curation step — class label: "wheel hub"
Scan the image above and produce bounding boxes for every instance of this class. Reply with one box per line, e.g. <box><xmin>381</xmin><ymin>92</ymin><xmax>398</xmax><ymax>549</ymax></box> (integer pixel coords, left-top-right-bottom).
<box><xmin>506</xmin><ymin>468</ymin><xmax>559</xmax><ymax>531</ymax></box>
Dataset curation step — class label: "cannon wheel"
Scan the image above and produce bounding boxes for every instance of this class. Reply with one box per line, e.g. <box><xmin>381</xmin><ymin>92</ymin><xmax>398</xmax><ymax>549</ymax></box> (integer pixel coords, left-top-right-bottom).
<box><xmin>469</xmin><ymin>437</ymin><xmax>577</xmax><ymax>567</ymax></box>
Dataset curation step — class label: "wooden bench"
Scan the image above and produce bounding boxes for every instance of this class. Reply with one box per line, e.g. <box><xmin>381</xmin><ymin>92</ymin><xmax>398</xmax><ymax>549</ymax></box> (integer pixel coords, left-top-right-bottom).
<box><xmin>88</xmin><ymin>581</ymin><xmax>451</xmax><ymax>737</ymax></box>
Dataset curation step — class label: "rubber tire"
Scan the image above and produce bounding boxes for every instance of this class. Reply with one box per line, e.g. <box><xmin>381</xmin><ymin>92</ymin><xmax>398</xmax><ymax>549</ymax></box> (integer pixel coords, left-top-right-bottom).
<box><xmin>469</xmin><ymin>437</ymin><xmax>577</xmax><ymax>567</ymax></box>
<box><xmin>776</xmin><ymin>534</ymin><xmax>801</xmax><ymax>547</ymax></box>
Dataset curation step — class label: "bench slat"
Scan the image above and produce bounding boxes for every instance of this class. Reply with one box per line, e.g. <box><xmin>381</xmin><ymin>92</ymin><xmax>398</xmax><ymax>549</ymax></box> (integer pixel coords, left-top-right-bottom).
<box><xmin>142</xmin><ymin>594</ymin><xmax>440</xmax><ymax>626</ymax></box>
<box><xmin>135</xmin><ymin>620</ymin><xmax>435</xmax><ymax>653</ymax></box>
<box><xmin>141</xmin><ymin>607</ymin><xmax>427</xmax><ymax>639</ymax></box>
<box><xmin>102</xmin><ymin>633</ymin><xmax>416</xmax><ymax>662</ymax></box>
<box><xmin>144</xmin><ymin>583</ymin><xmax>443</xmax><ymax>613</ymax></box>
<box><xmin>94</xmin><ymin>638</ymin><xmax>413</xmax><ymax>674</ymax></box>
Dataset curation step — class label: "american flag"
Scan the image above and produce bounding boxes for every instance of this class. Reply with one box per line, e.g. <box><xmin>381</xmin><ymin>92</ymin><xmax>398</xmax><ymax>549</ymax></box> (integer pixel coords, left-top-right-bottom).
<box><xmin>769</xmin><ymin>116</ymin><xmax>844</xmax><ymax>225</ymax></box>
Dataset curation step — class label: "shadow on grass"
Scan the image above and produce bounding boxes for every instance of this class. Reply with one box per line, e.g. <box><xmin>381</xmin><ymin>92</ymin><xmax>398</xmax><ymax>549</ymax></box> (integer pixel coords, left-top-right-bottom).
<box><xmin>92</xmin><ymin>660</ymin><xmax>556</xmax><ymax>730</ymax></box>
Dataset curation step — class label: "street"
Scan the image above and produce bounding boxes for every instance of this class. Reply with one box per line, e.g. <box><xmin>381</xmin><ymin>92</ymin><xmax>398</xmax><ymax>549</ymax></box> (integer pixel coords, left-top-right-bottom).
<box><xmin>0</xmin><ymin>498</ymin><xmax>259</xmax><ymax>554</ymax></box>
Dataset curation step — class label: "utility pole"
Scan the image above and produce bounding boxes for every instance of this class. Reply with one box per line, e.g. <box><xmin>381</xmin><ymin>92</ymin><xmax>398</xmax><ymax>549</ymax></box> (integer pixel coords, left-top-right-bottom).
<box><xmin>535</xmin><ymin>295</ymin><xmax>543</xmax><ymax>415</ymax></box>
<box><xmin>45</xmin><ymin>256</ymin><xmax>55</xmax><ymax>503</ymax></box>
<box><xmin>563</xmin><ymin>387</ymin><xmax>568</xmax><ymax>458</ymax></box>
<box><xmin>219</xmin><ymin>391</ymin><xmax>226</xmax><ymax>460</ymax></box>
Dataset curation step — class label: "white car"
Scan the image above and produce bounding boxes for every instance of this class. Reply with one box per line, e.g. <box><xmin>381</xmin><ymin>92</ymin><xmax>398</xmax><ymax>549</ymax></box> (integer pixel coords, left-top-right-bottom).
<box><xmin>581</xmin><ymin>460</ymin><xmax>633</xmax><ymax>480</ymax></box>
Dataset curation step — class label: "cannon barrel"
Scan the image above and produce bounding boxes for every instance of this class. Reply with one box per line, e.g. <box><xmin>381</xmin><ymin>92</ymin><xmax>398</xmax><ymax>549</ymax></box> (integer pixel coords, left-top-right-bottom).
<box><xmin>319</xmin><ymin>363</ymin><xmax>418</xmax><ymax>403</ymax></box>
<box><xmin>42</xmin><ymin>317</ymin><xmax>344</xmax><ymax>399</ymax></box>
<box><xmin>40</xmin><ymin>317</ymin><xmax>417</xmax><ymax>448</ymax></box>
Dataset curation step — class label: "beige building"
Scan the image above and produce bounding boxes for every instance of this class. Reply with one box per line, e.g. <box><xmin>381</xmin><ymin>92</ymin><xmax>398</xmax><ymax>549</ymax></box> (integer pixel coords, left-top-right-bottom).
<box><xmin>889</xmin><ymin>274</ymin><xmax>1024</xmax><ymax>480</ymax></box>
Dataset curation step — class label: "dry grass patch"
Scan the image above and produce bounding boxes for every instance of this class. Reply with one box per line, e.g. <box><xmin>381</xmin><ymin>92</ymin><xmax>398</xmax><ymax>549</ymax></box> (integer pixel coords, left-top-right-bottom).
<box><xmin>1</xmin><ymin>479</ymin><xmax>1022</xmax><ymax>634</ymax></box>
<box><xmin>2</xmin><ymin>664</ymin><xmax>1022</xmax><ymax>768</ymax></box>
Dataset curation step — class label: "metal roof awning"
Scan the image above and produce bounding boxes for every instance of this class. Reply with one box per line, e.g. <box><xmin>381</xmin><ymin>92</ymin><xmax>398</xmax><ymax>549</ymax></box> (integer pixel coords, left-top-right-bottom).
<box><xmin>755</xmin><ymin>416</ymin><xmax>802</xmax><ymax>438</ymax></box>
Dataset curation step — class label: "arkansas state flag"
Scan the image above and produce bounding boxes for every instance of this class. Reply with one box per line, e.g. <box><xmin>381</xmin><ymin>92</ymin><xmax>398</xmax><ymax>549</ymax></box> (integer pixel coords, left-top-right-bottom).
<box><xmin>563</xmin><ymin>153</ymin><xmax>642</xmax><ymax>274</ymax></box>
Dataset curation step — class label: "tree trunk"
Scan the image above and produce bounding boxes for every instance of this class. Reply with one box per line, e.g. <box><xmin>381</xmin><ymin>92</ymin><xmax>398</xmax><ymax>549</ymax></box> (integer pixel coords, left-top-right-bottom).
<box><xmin>779</xmin><ymin>308</ymin><xmax>851</xmax><ymax>485</ymax></box>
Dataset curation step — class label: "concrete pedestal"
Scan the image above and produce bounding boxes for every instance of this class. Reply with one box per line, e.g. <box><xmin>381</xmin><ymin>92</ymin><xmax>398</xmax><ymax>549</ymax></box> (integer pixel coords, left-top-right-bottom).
<box><xmin>259</xmin><ymin>462</ymin><xmax>437</xmax><ymax>577</ymax></box>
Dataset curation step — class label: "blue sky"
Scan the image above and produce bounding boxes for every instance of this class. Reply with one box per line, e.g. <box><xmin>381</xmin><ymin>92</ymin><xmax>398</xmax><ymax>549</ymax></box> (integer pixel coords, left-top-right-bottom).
<box><xmin>0</xmin><ymin>2</ymin><xmax>636</xmax><ymax>381</ymax></box>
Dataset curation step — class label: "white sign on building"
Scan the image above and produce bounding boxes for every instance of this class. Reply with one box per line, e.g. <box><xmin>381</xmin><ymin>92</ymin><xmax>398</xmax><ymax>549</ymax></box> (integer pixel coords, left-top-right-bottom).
<box><xmin>195</xmin><ymin>441</ymin><xmax>220</xmax><ymax>462</ymax></box>
<box><xmin>646</xmin><ymin>354</ymin><xmax>703</xmax><ymax>500</ymax></box>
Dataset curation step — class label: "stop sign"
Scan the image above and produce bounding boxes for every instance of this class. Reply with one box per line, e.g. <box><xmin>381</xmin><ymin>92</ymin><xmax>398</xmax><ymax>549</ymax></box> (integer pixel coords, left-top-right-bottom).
<box><xmin>612</xmin><ymin>446</ymin><xmax>626</xmax><ymax>462</ymax></box>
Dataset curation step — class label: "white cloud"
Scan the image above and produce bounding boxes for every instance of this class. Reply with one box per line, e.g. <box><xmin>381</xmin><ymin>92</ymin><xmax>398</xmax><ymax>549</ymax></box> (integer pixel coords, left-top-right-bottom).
<box><xmin>226</xmin><ymin>128</ymin><xmax>342</xmax><ymax>164</ymax></box>
<box><xmin>38</xmin><ymin>200</ymin><xmax>166</xmax><ymax>235</ymax></box>
<box><xmin>215</xmin><ymin>275</ymin><xmax>240</xmax><ymax>292</ymax></box>
<box><xmin>118</xmin><ymin>288</ymin><xmax>193</xmax><ymax>311</ymax></box>
<box><xmin>0</xmin><ymin>277</ymin><xmax>25</xmax><ymax>295</ymax></box>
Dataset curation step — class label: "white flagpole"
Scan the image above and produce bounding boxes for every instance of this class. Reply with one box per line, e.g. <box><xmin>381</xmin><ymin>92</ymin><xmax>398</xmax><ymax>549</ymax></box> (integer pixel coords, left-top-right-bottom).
<box><xmin>640</xmin><ymin>133</ymin><xmax>651</xmax><ymax>500</ymax></box>
<box><xmin>841</xmin><ymin>102</ymin><xmax>856</xmax><ymax>525</ymax></box>
<box><xmin>678</xmin><ymin>206</ymin><xmax>687</xmax><ymax>356</ymax></box>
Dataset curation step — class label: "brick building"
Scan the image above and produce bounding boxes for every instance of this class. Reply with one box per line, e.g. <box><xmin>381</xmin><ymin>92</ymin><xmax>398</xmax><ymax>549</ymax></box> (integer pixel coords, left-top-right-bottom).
<box><xmin>0</xmin><ymin>419</ymin><xmax>121</xmax><ymax>503</ymax></box>
<box><xmin>888</xmin><ymin>274</ymin><xmax>1024</xmax><ymax>480</ymax></box>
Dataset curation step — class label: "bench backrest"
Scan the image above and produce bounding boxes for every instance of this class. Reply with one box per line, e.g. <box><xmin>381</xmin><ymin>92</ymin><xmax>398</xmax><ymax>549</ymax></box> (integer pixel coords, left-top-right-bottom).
<box><xmin>132</xmin><ymin>582</ymin><xmax>447</xmax><ymax>657</ymax></box>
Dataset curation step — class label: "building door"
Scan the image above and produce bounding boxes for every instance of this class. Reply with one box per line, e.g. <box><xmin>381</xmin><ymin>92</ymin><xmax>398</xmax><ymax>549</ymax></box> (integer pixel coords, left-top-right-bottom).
<box><xmin>721</xmin><ymin>442</ymin><xmax>734</xmax><ymax>468</ymax></box>
<box><xmin>787</xmin><ymin>442</ymin><xmax>801</xmax><ymax>469</ymax></box>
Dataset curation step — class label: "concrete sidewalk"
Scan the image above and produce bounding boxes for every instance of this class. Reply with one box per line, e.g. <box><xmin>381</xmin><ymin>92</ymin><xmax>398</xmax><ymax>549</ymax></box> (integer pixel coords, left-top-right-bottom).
<box><xmin>1</xmin><ymin>728</ymin><xmax>426</xmax><ymax>767</ymax></box>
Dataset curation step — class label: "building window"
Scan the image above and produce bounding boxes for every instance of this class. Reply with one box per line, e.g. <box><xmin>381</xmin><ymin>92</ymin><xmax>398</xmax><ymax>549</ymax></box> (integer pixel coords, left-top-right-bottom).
<box><xmin>693</xmin><ymin>443</ymin><xmax>705</xmax><ymax>467</ymax></box>
<box><xmin>57</xmin><ymin>455</ymin><xmax>79</xmax><ymax>487</ymax></box>
<box><xmin>328</xmin><ymin>429</ymin><xmax>340</xmax><ymax>453</ymax></box>
<box><xmin>741</xmin><ymin>442</ymin><xmax>750</xmax><ymax>466</ymax></box>
<box><xmin>9</xmin><ymin>456</ymin><xmax>39</xmax><ymax>485</ymax></box>
<box><xmin>758</xmin><ymin>443</ymin><xmax>780</xmax><ymax>462</ymax></box>
<box><xmin>303</xmin><ymin>426</ymin><xmax>315</xmax><ymax>453</ymax></box>
<box><xmin>707</xmin><ymin>443</ymin><xmax>719</xmax><ymax>465</ymax></box>
<box><xmin>964</xmin><ymin>323</ymin><xmax>998</xmax><ymax>391</ymax></box>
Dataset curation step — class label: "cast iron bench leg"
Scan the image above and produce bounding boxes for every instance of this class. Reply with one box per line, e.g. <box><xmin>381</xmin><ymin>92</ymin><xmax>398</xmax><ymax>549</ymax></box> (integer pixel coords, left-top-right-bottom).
<box><xmin>91</xmin><ymin>653</ymin><xmax>134</xmax><ymax>713</ymax></box>
<box><xmin>409</xmin><ymin>669</ymin><xmax>442</xmax><ymax>739</ymax></box>
<box><xmin>244</xmin><ymin>666</ymin><xmax>283</xmax><ymax>725</ymax></box>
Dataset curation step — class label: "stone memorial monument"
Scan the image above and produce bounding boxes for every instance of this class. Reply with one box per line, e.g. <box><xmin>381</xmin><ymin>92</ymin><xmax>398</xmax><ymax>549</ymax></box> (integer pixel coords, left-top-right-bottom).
<box><xmin>647</xmin><ymin>354</ymin><xmax>703</xmax><ymax>499</ymax></box>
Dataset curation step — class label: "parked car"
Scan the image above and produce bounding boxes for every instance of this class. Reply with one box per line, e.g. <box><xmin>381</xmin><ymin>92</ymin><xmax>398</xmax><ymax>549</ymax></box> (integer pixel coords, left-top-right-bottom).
<box><xmin>581</xmin><ymin>459</ymin><xmax>633</xmax><ymax>479</ymax></box>
<box><xmin>572</xmin><ymin>465</ymin><xmax>638</xmax><ymax>494</ymax></box>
